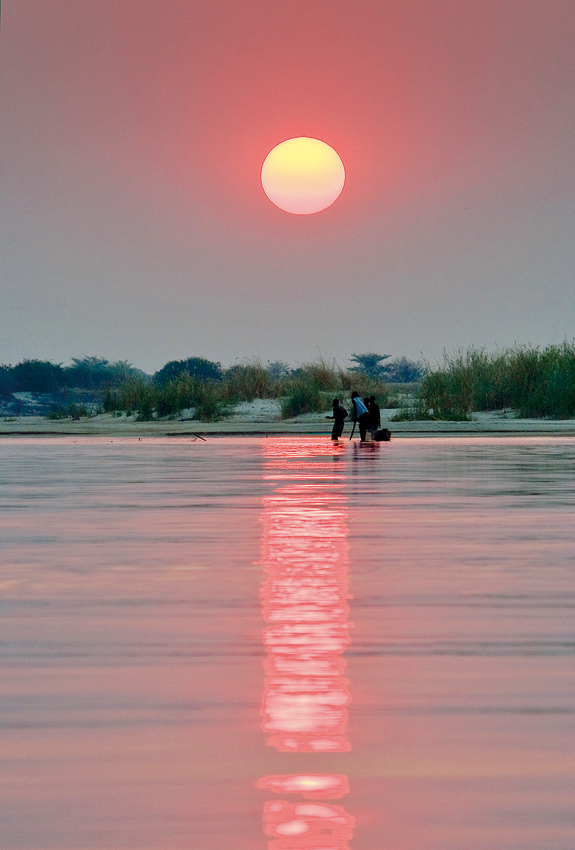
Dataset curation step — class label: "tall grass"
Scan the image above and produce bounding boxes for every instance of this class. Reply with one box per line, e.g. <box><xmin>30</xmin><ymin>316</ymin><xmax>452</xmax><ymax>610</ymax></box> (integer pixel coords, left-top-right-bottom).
<box><xmin>103</xmin><ymin>376</ymin><xmax>229</xmax><ymax>421</ymax></box>
<box><xmin>221</xmin><ymin>362</ymin><xmax>276</xmax><ymax>402</ymax></box>
<box><xmin>280</xmin><ymin>382</ymin><xmax>326</xmax><ymax>418</ymax></box>
<box><xmin>420</xmin><ymin>343</ymin><xmax>575</xmax><ymax>418</ymax></box>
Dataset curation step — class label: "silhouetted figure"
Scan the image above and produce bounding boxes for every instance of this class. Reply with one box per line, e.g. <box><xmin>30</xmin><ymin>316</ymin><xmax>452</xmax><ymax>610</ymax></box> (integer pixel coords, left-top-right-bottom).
<box><xmin>329</xmin><ymin>398</ymin><xmax>348</xmax><ymax>441</ymax></box>
<box><xmin>351</xmin><ymin>392</ymin><xmax>370</xmax><ymax>441</ymax></box>
<box><xmin>368</xmin><ymin>395</ymin><xmax>381</xmax><ymax>440</ymax></box>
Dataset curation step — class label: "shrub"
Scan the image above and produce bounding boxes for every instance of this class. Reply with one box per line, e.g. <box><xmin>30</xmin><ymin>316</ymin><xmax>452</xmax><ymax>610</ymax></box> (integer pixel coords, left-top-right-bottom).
<box><xmin>154</xmin><ymin>357</ymin><xmax>222</xmax><ymax>385</ymax></box>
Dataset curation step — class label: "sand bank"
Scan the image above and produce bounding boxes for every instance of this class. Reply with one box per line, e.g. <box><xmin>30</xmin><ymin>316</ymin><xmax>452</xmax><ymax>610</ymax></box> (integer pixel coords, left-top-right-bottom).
<box><xmin>1</xmin><ymin>400</ymin><xmax>575</xmax><ymax>437</ymax></box>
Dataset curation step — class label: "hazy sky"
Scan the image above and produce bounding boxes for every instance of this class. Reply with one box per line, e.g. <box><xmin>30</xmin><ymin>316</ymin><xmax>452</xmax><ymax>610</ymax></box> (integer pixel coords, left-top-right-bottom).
<box><xmin>1</xmin><ymin>0</ymin><xmax>574</xmax><ymax>373</ymax></box>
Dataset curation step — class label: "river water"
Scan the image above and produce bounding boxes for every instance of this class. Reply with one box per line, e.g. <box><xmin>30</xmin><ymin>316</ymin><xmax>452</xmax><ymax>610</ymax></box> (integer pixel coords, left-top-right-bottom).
<box><xmin>1</xmin><ymin>435</ymin><xmax>574</xmax><ymax>849</ymax></box>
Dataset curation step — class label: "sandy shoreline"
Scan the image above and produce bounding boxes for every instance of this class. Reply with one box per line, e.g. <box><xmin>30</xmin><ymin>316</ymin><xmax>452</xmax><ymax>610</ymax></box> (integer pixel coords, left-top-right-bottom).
<box><xmin>1</xmin><ymin>401</ymin><xmax>575</xmax><ymax>438</ymax></box>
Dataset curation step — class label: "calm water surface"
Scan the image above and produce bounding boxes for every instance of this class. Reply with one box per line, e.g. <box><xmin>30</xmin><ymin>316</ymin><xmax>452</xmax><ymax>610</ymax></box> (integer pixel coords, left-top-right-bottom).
<box><xmin>1</xmin><ymin>436</ymin><xmax>574</xmax><ymax>849</ymax></box>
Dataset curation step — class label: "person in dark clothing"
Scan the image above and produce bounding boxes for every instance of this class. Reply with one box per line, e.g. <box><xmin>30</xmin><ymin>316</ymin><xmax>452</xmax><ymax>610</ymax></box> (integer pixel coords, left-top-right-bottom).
<box><xmin>329</xmin><ymin>398</ymin><xmax>348</xmax><ymax>441</ymax></box>
<box><xmin>363</xmin><ymin>398</ymin><xmax>372</xmax><ymax>434</ymax></box>
<box><xmin>351</xmin><ymin>392</ymin><xmax>370</xmax><ymax>442</ymax></box>
<box><xmin>369</xmin><ymin>395</ymin><xmax>381</xmax><ymax>440</ymax></box>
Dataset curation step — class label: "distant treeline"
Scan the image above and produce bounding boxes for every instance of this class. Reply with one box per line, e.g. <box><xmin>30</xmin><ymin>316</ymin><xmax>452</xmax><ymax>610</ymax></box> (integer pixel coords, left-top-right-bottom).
<box><xmin>0</xmin><ymin>357</ymin><xmax>146</xmax><ymax>394</ymax></box>
<box><xmin>0</xmin><ymin>352</ymin><xmax>422</xmax><ymax>394</ymax></box>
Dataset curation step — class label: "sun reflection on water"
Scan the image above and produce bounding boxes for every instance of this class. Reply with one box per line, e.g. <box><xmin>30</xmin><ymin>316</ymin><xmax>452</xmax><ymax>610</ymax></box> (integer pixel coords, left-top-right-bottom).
<box><xmin>258</xmin><ymin>438</ymin><xmax>354</xmax><ymax>849</ymax></box>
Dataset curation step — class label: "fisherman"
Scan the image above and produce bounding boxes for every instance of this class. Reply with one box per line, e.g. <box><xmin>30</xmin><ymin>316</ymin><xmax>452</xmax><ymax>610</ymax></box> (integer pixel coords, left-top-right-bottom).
<box><xmin>350</xmin><ymin>392</ymin><xmax>370</xmax><ymax>442</ymax></box>
<box><xmin>368</xmin><ymin>395</ymin><xmax>381</xmax><ymax>440</ymax></box>
<box><xmin>329</xmin><ymin>398</ymin><xmax>348</xmax><ymax>441</ymax></box>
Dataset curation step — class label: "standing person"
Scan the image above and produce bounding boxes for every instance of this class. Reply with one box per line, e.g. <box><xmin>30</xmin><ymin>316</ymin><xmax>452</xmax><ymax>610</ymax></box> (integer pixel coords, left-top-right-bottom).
<box><xmin>329</xmin><ymin>398</ymin><xmax>348</xmax><ymax>441</ymax></box>
<box><xmin>350</xmin><ymin>392</ymin><xmax>370</xmax><ymax>442</ymax></box>
<box><xmin>363</xmin><ymin>398</ymin><xmax>371</xmax><ymax>435</ymax></box>
<box><xmin>369</xmin><ymin>395</ymin><xmax>381</xmax><ymax>440</ymax></box>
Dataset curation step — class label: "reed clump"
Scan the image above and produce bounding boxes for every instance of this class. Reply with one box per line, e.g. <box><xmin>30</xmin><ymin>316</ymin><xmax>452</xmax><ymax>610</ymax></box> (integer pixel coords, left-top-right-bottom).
<box><xmin>221</xmin><ymin>362</ymin><xmax>276</xmax><ymax>402</ymax></box>
<box><xmin>280</xmin><ymin>382</ymin><xmax>325</xmax><ymax>418</ymax></box>
<box><xmin>103</xmin><ymin>376</ymin><xmax>230</xmax><ymax>421</ymax></box>
<box><xmin>419</xmin><ymin>343</ymin><xmax>575</xmax><ymax>419</ymax></box>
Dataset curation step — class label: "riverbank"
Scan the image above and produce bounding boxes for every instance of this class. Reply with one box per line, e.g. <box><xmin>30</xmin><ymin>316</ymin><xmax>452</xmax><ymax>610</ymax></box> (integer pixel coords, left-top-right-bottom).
<box><xmin>1</xmin><ymin>400</ymin><xmax>575</xmax><ymax>437</ymax></box>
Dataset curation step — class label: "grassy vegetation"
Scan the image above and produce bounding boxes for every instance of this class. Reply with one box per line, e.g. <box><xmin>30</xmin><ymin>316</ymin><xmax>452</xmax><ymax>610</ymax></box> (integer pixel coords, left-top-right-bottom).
<box><xmin>390</xmin><ymin>401</ymin><xmax>438</xmax><ymax>422</ymax></box>
<box><xmin>280</xmin><ymin>382</ymin><xmax>325</xmax><ymax>418</ymax></box>
<box><xmin>98</xmin><ymin>357</ymin><xmax>391</xmax><ymax>421</ymax></box>
<box><xmin>45</xmin><ymin>404</ymin><xmax>93</xmax><ymax>421</ymax></box>
<box><xmin>103</xmin><ymin>376</ymin><xmax>231</xmax><ymax>421</ymax></box>
<box><xmin>417</xmin><ymin>343</ymin><xmax>575</xmax><ymax>419</ymax></box>
<box><xmin>22</xmin><ymin>344</ymin><xmax>574</xmax><ymax>423</ymax></box>
<box><xmin>221</xmin><ymin>363</ymin><xmax>276</xmax><ymax>402</ymax></box>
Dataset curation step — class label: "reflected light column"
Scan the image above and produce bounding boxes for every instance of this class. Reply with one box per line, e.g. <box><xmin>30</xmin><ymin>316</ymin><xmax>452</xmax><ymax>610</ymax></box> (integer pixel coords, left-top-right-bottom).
<box><xmin>258</xmin><ymin>437</ymin><xmax>355</xmax><ymax>849</ymax></box>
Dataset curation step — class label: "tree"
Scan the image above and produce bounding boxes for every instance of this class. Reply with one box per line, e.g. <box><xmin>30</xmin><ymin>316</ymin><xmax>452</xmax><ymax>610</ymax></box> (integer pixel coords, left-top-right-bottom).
<box><xmin>349</xmin><ymin>352</ymin><xmax>391</xmax><ymax>380</ymax></box>
<box><xmin>266</xmin><ymin>360</ymin><xmax>290</xmax><ymax>379</ymax></box>
<box><xmin>385</xmin><ymin>357</ymin><xmax>425</xmax><ymax>383</ymax></box>
<box><xmin>0</xmin><ymin>365</ymin><xmax>14</xmax><ymax>396</ymax></box>
<box><xmin>154</xmin><ymin>357</ymin><xmax>222</xmax><ymax>385</ymax></box>
<box><xmin>65</xmin><ymin>357</ymin><xmax>146</xmax><ymax>388</ymax></box>
<box><xmin>11</xmin><ymin>359</ymin><xmax>66</xmax><ymax>393</ymax></box>
<box><xmin>65</xmin><ymin>357</ymin><xmax>112</xmax><ymax>388</ymax></box>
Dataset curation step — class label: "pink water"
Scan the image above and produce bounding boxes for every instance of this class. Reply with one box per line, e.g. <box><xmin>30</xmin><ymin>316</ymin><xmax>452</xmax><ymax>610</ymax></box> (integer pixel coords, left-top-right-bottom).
<box><xmin>1</xmin><ymin>436</ymin><xmax>574</xmax><ymax>849</ymax></box>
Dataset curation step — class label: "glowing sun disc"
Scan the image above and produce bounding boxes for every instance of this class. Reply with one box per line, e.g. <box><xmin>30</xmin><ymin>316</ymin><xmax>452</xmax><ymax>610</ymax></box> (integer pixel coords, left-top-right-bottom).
<box><xmin>261</xmin><ymin>137</ymin><xmax>345</xmax><ymax>215</ymax></box>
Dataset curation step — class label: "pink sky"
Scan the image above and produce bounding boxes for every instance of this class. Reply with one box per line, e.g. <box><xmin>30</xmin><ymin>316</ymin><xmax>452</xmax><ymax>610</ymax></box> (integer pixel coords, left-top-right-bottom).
<box><xmin>1</xmin><ymin>0</ymin><xmax>574</xmax><ymax>372</ymax></box>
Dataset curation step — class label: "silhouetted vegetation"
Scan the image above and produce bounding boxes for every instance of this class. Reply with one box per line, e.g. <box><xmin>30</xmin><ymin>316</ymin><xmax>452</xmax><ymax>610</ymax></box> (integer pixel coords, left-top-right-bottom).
<box><xmin>0</xmin><ymin>365</ymin><xmax>15</xmax><ymax>396</ymax></box>
<box><xmin>154</xmin><ymin>357</ymin><xmax>222</xmax><ymax>385</ymax></box>
<box><xmin>45</xmin><ymin>403</ymin><xmax>92</xmax><ymax>421</ymax></box>
<box><xmin>99</xmin><ymin>355</ymin><xmax>390</xmax><ymax>421</ymax></box>
<box><xmin>266</xmin><ymin>360</ymin><xmax>290</xmax><ymax>379</ymax></box>
<box><xmin>12</xmin><ymin>359</ymin><xmax>66</xmax><ymax>393</ymax></box>
<box><xmin>4</xmin><ymin>344</ymin><xmax>573</xmax><ymax>423</ymax></box>
<box><xmin>349</xmin><ymin>352</ymin><xmax>391</xmax><ymax>379</ymax></box>
<box><xmin>349</xmin><ymin>352</ymin><xmax>423</xmax><ymax>383</ymax></box>
<box><xmin>384</xmin><ymin>356</ymin><xmax>425</xmax><ymax>383</ymax></box>
<box><xmin>65</xmin><ymin>357</ymin><xmax>144</xmax><ymax>389</ymax></box>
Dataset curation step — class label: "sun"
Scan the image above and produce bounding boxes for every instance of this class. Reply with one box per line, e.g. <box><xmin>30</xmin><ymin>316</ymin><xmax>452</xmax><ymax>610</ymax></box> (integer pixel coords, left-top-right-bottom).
<box><xmin>261</xmin><ymin>137</ymin><xmax>345</xmax><ymax>215</ymax></box>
